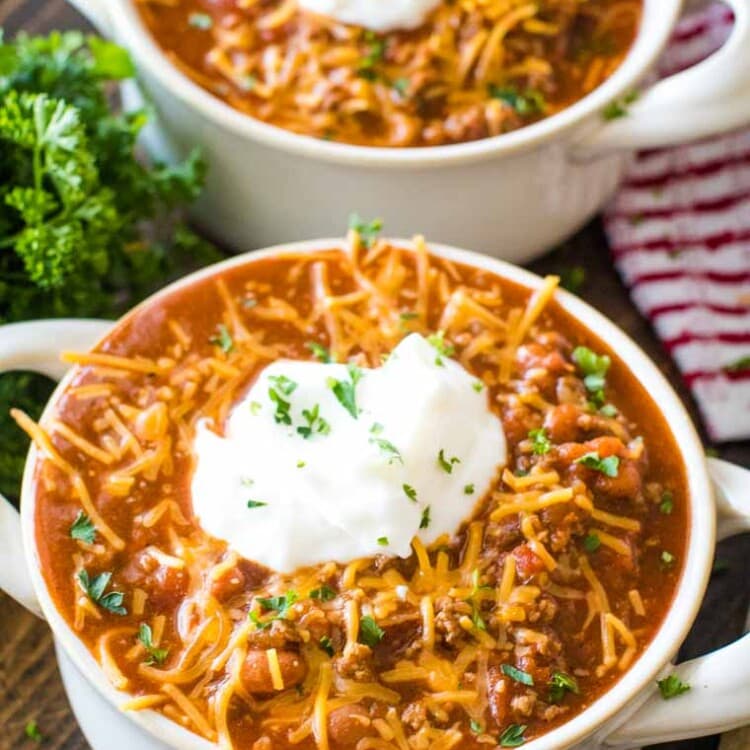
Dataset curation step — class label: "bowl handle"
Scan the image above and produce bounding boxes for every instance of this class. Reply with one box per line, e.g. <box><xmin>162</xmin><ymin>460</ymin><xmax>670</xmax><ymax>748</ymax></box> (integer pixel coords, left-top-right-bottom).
<box><xmin>603</xmin><ymin>457</ymin><xmax>750</xmax><ymax>748</ymax></box>
<box><xmin>65</xmin><ymin>0</ymin><xmax>112</xmax><ymax>34</ymax></box>
<box><xmin>0</xmin><ymin>319</ymin><xmax>112</xmax><ymax>619</ymax></box>
<box><xmin>572</xmin><ymin>0</ymin><xmax>750</xmax><ymax>158</ymax></box>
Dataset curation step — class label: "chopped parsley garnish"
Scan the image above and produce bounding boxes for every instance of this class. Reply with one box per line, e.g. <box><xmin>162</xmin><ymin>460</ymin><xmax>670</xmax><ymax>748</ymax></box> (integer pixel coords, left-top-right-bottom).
<box><xmin>602</xmin><ymin>90</ymin><xmax>639</xmax><ymax>120</ymax></box>
<box><xmin>600</xmin><ymin>403</ymin><xmax>618</xmax><ymax>418</ymax></box>
<box><xmin>24</xmin><ymin>721</ymin><xmax>43</xmax><ymax>743</ymax></box>
<box><xmin>137</xmin><ymin>623</ymin><xmax>169</xmax><ymax>666</ymax></box>
<box><xmin>528</xmin><ymin>428</ymin><xmax>551</xmax><ymax>455</ymax></box>
<box><xmin>499</xmin><ymin>723</ymin><xmax>527</xmax><ymax>747</ymax></box>
<box><xmin>572</xmin><ymin>345</ymin><xmax>611</xmax><ymax>406</ymax></box>
<box><xmin>370</xmin><ymin>422</ymin><xmax>384</xmax><ymax>435</ymax></box>
<box><xmin>306</xmin><ymin>341</ymin><xmax>332</xmax><ymax>363</ymax></box>
<box><xmin>297</xmin><ymin>460</ymin><xmax>306</xmax><ymax>468</ymax></box>
<box><xmin>377</xmin><ymin>536</ymin><xmax>389</xmax><ymax>546</ymax></box>
<box><xmin>403</xmin><ymin>483</ymin><xmax>418</xmax><ymax>502</ymax></box>
<box><xmin>437</xmin><ymin>449</ymin><xmax>461</xmax><ymax>474</ymax></box>
<box><xmin>469</xmin><ymin>719</ymin><xmax>483</xmax><ymax>734</ymax></box>
<box><xmin>549</xmin><ymin>671</ymin><xmax>579</xmax><ymax>703</ymax></box>
<box><xmin>250</xmin><ymin>400</ymin><xmax>262</xmax><ymax>415</ymax></box>
<box><xmin>399</xmin><ymin>311</ymin><xmax>419</xmax><ymax>321</ymax></box>
<box><xmin>348</xmin><ymin>213</ymin><xmax>383</xmax><ymax>248</ymax></box>
<box><xmin>358</xmin><ymin>615</ymin><xmax>385</xmax><ymax>647</ymax></box>
<box><xmin>319</xmin><ymin>635</ymin><xmax>334</xmax><ymax>657</ymax></box>
<box><xmin>575</xmin><ymin>451</ymin><xmax>620</xmax><ymax>477</ymax></box>
<box><xmin>356</xmin><ymin>33</ymin><xmax>386</xmax><ymax>80</ymax></box>
<box><xmin>472</xmin><ymin>381</ymin><xmax>484</xmax><ymax>393</ymax></box>
<box><xmin>725</xmin><ymin>355</ymin><xmax>750</xmax><ymax>373</ymax></box>
<box><xmin>464</xmin><ymin>484</ymin><xmax>475</xmax><ymax>495</ymax></box>
<box><xmin>77</xmin><ymin>570</ymin><xmax>126</xmax><ymax>615</ymax></box>
<box><xmin>328</xmin><ymin>364</ymin><xmax>363</xmax><ymax>419</ymax></box>
<box><xmin>502</xmin><ymin>664</ymin><xmax>534</xmax><ymax>686</ymax></box>
<box><xmin>297</xmin><ymin>403</ymin><xmax>331</xmax><ymax>439</ymax></box>
<box><xmin>371</xmin><ymin>437</ymin><xmax>403</xmax><ymax>464</ymax></box>
<box><xmin>268</xmin><ymin>374</ymin><xmax>298</xmax><ymax>396</ymax></box>
<box><xmin>419</xmin><ymin>505</ymin><xmax>431</xmax><ymax>529</ymax></box>
<box><xmin>583</xmin><ymin>533</ymin><xmax>601</xmax><ymax>553</ymax></box>
<box><xmin>188</xmin><ymin>12</ymin><xmax>213</xmax><ymax>29</ymax></box>
<box><xmin>310</xmin><ymin>584</ymin><xmax>336</xmax><ymax>601</ymax></box>
<box><xmin>70</xmin><ymin>511</ymin><xmax>96</xmax><ymax>544</ymax></box>
<box><xmin>659</xmin><ymin>491</ymin><xmax>674</xmax><ymax>514</ymax></box>
<box><xmin>209</xmin><ymin>324</ymin><xmax>234</xmax><ymax>353</ymax></box>
<box><xmin>392</xmin><ymin>77</ymin><xmax>410</xmax><ymax>96</ymax></box>
<box><xmin>560</xmin><ymin>266</ymin><xmax>586</xmax><ymax>294</ymax></box>
<box><xmin>247</xmin><ymin>499</ymin><xmax>267</xmax><ymax>509</ymax></box>
<box><xmin>660</xmin><ymin>550</ymin><xmax>676</xmax><ymax>568</ymax></box>
<box><xmin>268</xmin><ymin>374</ymin><xmax>297</xmax><ymax>425</ymax></box>
<box><xmin>426</xmin><ymin>330</ymin><xmax>456</xmax><ymax>366</ymax></box>
<box><xmin>251</xmin><ymin>590</ymin><xmax>298</xmax><ymax>628</ymax></box>
<box><xmin>657</xmin><ymin>674</ymin><xmax>690</xmax><ymax>699</ymax></box>
<box><xmin>489</xmin><ymin>83</ymin><xmax>546</xmax><ymax>116</ymax></box>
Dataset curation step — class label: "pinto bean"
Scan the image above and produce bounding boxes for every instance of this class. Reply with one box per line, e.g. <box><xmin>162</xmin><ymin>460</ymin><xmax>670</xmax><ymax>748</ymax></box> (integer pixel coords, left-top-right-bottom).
<box><xmin>328</xmin><ymin>704</ymin><xmax>373</xmax><ymax>747</ymax></box>
<box><xmin>240</xmin><ymin>649</ymin><xmax>307</xmax><ymax>694</ymax></box>
<box><xmin>544</xmin><ymin>403</ymin><xmax>583</xmax><ymax>443</ymax></box>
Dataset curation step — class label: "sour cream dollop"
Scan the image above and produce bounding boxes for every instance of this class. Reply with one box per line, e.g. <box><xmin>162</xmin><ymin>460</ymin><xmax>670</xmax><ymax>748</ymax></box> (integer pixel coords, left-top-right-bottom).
<box><xmin>191</xmin><ymin>334</ymin><xmax>506</xmax><ymax>573</ymax></box>
<box><xmin>298</xmin><ymin>0</ymin><xmax>441</xmax><ymax>33</ymax></box>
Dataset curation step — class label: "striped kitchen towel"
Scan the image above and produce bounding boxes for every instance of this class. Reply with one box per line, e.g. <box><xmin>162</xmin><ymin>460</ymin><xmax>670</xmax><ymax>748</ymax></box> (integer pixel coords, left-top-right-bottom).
<box><xmin>604</xmin><ymin>2</ymin><xmax>750</xmax><ymax>442</ymax></box>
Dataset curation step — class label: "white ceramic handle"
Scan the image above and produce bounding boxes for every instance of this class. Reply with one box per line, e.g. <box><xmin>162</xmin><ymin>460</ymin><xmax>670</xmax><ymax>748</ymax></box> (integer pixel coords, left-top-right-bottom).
<box><xmin>0</xmin><ymin>319</ymin><xmax>112</xmax><ymax>618</ymax></box>
<box><xmin>604</xmin><ymin>458</ymin><xmax>750</xmax><ymax>748</ymax></box>
<box><xmin>575</xmin><ymin>0</ymin><xmax>750</xmax><ymax>157</ymax></box>
<box><xmin>65</xmin><ymin>0</ymin><xmax>112</xmax><ymax>34</ymax></box>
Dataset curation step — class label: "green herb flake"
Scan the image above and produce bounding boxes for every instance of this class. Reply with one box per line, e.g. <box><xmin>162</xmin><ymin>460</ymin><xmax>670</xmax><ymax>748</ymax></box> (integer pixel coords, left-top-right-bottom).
<box><xmin>306</xmin><ymin>341</ymin><xmax>332</xmax><ymax>363</ymax></box>
<box><xmin>209</xmin><ymin>324</ymin><xmax>234</xmax><ymax>353</ymax></box>
<box><xmin>24</xmin><ymin>721</ymin><xmax>43</xmax><ymax>743</ymax></box>
<box><xmin>70</xmin><ymin>510</ymin><xmax>96</xmax><ymax>544</ymax></box>
<box><xmin>572</xmin><ymin>346</ymin><xmax>611</xmax><ymax>404</ymax></box>
<box><xmin>356</xmin><ymin>35</ymin><xmax>386</xmax><ymax>81</ymax></box>
<box><xmin>268</xmin><ymin>374</ymin><xmax>297</xmax><ymax>396</ymax></box>
<box><xmin>348</xmin><ymin>213</ymin><xmax>383</xmax><ymax>248</ymax></box>
<box><xmin>575</xmin><ymin>451</ymin><xmax>620</xmax><ymax>477</ymax></box>
<box><xmin>247</xmin><ymin>499</ymin><xmax>267</xmax><ymax>509</ymax></box>
<box><xmin>297</xmin><ymin>460</ymin><xmax>306</xmax><ymax>468</ymax></box>
<box><xmin>660</xmin><ymin>550</ymin><xmax>676</xmax><ymax>568</ymax></box>
<box><xmin>657</xmin><ymin>674</ymin><xmax>690</xmax><ymax>700</ymax></box>
<box><xmin>249</xmin><ymin>400</ymin><xmax>262</xmax><ymax>415</ymax></box>
<box><xmin>489</xmin><ymin>83</ymin><xmax>546</xmax><ymax>116</ymax></box>
<box><xmin>328</xmin><ymin>364</ymin><xmax>362</xmax><ymax>419</ymax></box>
<box><xmin>472</xmin><ymin>381</ymin><xmax>484</xmax><ymax>393</ymax></box>
<box><xmin>371</xmin><ymin>436</ymin><xmax>403</xmax><ymax>465</ymax></box>
<box><xmin>268</xmin><ymin>374</ymin><xmax>297</xmax><ymax>426</ymax></box>
<box><xmin>437</xmin><ymin>449</ymin><xmax>461</xmax><ymax>474</ymax></box>
<box><xmin>426</xmin><ymin>330</ymin><xmax>456</xmax><ymax>366</ymax></box>
<box><xmin>502</xmin><ymin>664</ymin><xmax>534</xmax><ymax>686</ymax></box>
<box><xmin>377</xmin><ymin>536</ymin><xmax>389</xmax><ymax>546</ymax></box>
<box><xmin>499</xmin><ymin>723</ymin><xmax>527</xmax><ymax>747</ymax></box>
<box><xmin>583</xmin><ymin>533</ymin><xmax>601</xmax><ymax>553</ymax></box>
<box><xmin>602</xmin><ymin>90</ymin><xmax>639</xmax><ymax>121</ymax></box>
<box><xmin>469</xmin><ymin>719</ymin><xmax>483</xmax><ymax>734</ymax></box>
<box><xmin>358</xmin><ymin>615</ymin><xmax>385</xmax><ymax>647</ymax></box>
<box><xmin>549</xmin><ymin>671</ymin><xmax>579</xmax><ymax>703</ymax></box>
<box><xmin>560</xmin><ymin>266</ymin><xmax>586</xmax><ymax>294</ymax></box>
<box><xmin>297</xmin><ymin>403</ymin><xmax>331</xmax><ymax>439</ymax></box>
<box><xmin>419</xmin><ymin>505</ymin><xmax>431</xmax><ymax>529</ymax></box>
<box><xmin>253</xmin><ymin>591</ymin><xmax>298</xmax><ymax>627</ymax></box>
<box><xmin>464</xmin><ymin>483</ymin><xmax>475</xmax><ymax>495</ymax></box>
<box><xmin>403</xmin><ymin>483</ymin><xmax>418</xmax><ymax>502</ymax></box>
<box><xmin>659</xmin><ymin>491</ymin><xmax>674</xmax><ymax>515</ymax></box>
<box><xmin>188</xmin><ymin>12</ymin><xmax>213</xmax><ymax>29</ymax></box>
<box><xmin>528</xmin><ymin>427</ymin><xmax>551</xmax><ymax>455</ymax></box>
<box><xmin>600</xmin><ymin>403</ymin><xmax>618</xmax><ymax>418</ymax></box>
<box><xmin>310</xmin><ymin>584</ymin><xmax>337</xmax><ymax>602</ymax></box>
<box><xmin>319</xmin><ymin>635</ymin><xmax>334</xmax><ymax>657</ymax></box>
<box><xmin>137</xmin><ymin>623</ymin><xmax>169</xmax><ymax>666</ymax></box>
<box><xmin>392</xmin><ymin>77</ymin><xmax>410</xmax><ymax>96</ymax></box>
<box><xmin>724</xmin><ymin>355</ymin><xmax>750</xmax><ymax>373</ymax></box>
<box><xmin>77</xmin><ymin>569</ymin><xmax>126</xmax><ymax>615</ymax></box>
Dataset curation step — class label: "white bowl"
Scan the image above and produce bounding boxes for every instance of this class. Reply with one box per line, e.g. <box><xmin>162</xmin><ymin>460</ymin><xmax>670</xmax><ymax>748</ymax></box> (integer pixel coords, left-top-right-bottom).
<box><xmin>1</xmin><ymin>238</ymin><xmax>749</xmax><ymax>749</ymax></box>
<box><xmin>58</xmin><ymin>0</ymin><xmax>750</xmax><ymax>260</ymax></box>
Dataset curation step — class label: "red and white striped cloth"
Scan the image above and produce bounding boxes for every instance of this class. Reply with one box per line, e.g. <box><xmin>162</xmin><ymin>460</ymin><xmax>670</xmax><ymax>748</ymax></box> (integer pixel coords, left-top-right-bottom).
<box><xmin>604</xmin><ymin>2</ymin><xmax>750</xmax><ymax>442</ymax></box>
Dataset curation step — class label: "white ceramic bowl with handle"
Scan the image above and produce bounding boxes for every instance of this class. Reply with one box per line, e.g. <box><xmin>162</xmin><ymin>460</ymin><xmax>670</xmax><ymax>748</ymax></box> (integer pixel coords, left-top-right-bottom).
<box><xmin>60</xmin><ymin>0</ymin><xmax>750</xmax><ymax>260</ymax></box>
<box><xmin>0</xmin><ymin>239</ymin><xmax>749</xmax><ymax>749</ymax></box>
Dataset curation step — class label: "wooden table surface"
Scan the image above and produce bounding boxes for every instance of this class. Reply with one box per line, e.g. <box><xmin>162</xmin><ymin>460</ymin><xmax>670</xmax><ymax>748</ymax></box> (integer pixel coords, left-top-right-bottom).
<box><xmin>1</xmin><ymin>2</ymin><xmax>749</xmax><ymax>750</ymax></box>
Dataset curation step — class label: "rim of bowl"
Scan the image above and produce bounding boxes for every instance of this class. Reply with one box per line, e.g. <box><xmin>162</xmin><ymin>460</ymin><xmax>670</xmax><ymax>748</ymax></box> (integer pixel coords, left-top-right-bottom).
<box><xmin>21</xmin><ymin>237</ymin><xmax>714</xmax><ymax>750</ymax></box>
<box><xmin>107</xmin><ymin>0</ymin><xmax>682</xmax><ymax>168</ymax></box>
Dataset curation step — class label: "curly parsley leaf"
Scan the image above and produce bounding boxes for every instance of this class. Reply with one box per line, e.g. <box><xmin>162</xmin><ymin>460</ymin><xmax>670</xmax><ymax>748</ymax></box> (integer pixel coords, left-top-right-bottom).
<box><xmin>77</xmin><ymin>569</ymin><xmax>126</xmax><ymax>615</ymax></box>
<box><xmin>528</xmin><ymin>428</ymin><xmax>551</xmax><ymax>455</ymax></box>
<box><xmin>575</xmin><ymin>451</ymin><xmax>619</xmax><ymax>477</ymax></box>
<box><xmin>499</xmin><ymin>723</ymin><xmax>527</xmax><ymax>747</ymax></box>
<box><xmin>137</xmin><ymin>623</ymin><xmax>169</xmax><ymax>666</ymax></box>
<box><xmin>549</xmin><ymin>671</ymin><xmax>579</xmax><ymax>703</ymax></box>
<box><xmin>657</xmin><ymin>674</ymin><xmax>690</xmax><ymax>700</ymax></box>
<box><xmin>437</xmin><ymin>449</ymin><xmax>461</xmax><ymax>474</ymax></box>
<box><xmin>328</xmin><ymin>364</ymin><xmax>362</xmax><ymax>419</ymax></box>
<box><xmin>358</xmin><ymin>615</ymin><xmax>384</xmax><ymax>647</ymax></box>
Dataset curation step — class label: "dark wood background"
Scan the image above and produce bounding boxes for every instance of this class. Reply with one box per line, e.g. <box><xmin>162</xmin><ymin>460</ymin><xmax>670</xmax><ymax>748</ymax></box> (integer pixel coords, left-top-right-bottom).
<box><xmin>0</xmin><ymin>2</ymin><xmax>748</xmax><ymax>749</ymax></box>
